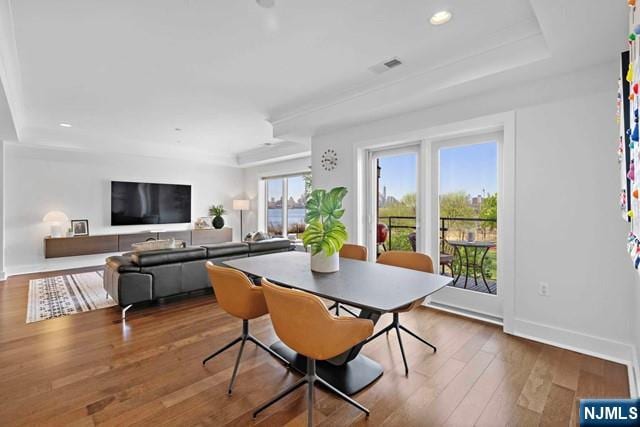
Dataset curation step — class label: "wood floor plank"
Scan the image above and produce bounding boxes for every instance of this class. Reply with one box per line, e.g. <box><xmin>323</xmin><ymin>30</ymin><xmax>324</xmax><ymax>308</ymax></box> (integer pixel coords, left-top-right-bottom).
<box><xmin>451</xmin><ymin>324</ymin><xmax>495</xmax><ymax>363</ymax></box>
<box><xmin>603</xmin><ymin>360</ymin><xmax>631</xmax><ymax>398</ymax></box>
<box><xmin>413</xmin><ymin>350</ymin><xmax>494</xmax><ymax>426</ymax></box>
<box><xmin>474</xmin><ymin>345</ymin><xmax>540</xmax><ymax>427</ymax></box>
<box><xmin>552</xmin><ymin>350</ymin><xmax>582</xmax><ymax>391</ymax></box>
<box><xmin>517</xmin><ymin>345</ymin><xmax>563</xmax><ymax>414</ymax></box>
<box><xmin>443</xmin><ymin>355</ymin><xmax>510</xmax><ymax>426</ymax></box>
<box><xmin>0</xmin><ymin>267</ymin><xmax>629</xmax><ymax>427</ymax></box>
<box><xmin>539</xmin><ymin>384</ymin><xmax>575</xmax><ymax>427</ymax></box>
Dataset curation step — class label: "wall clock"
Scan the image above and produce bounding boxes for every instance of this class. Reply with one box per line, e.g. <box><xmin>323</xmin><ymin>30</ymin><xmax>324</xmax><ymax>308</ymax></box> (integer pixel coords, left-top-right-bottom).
<box><xmin>321</xmin><ymin>149</ymin><xmax>338</xmax><ymax>171</ymax></box>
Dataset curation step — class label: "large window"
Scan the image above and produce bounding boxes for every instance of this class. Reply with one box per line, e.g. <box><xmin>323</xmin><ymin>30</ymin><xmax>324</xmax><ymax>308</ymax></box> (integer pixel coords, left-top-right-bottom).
<box><xmin>266</xmin><ymin>178</ymin><xmax>284</xmax><ymax>236</ymax></box>
<box><xmin>265</xmin><ymin>173</ymin><xmax>311</xmax><ymax>237</ymax></box>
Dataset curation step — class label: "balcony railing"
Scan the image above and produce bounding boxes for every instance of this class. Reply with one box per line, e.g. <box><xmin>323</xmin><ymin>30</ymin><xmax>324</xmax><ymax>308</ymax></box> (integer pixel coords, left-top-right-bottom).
<box><xmin>377</xmin><ymin>216</ymin><xmax>497</xmax><ymax>251</ymax></box>
<box><xmin>377</xmin><ymin>216</ymin><xmax>498</xmax><ymax>291</ymax></box>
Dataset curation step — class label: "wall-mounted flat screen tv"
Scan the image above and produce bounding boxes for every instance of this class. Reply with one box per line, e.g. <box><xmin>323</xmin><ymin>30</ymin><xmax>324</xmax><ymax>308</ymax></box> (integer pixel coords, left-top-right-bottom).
<box><xmin>111</xmin><ymin>181</ymin><xmax>191</xmax><ymax>225</ymax></box>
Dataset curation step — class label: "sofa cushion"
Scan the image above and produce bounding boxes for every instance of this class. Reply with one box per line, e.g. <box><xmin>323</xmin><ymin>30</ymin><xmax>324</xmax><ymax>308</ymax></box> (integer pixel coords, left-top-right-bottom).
<box><xmin>106</xmin><ymin>255</ymin><xmax>141</xmax><ymax>273</ymax></box>
<box><xmin>247</xmin><ymin>238</ymin><xmax>291</xmax><ymax>253</ymax></box>
<box><xmin>201</xmin><ymin>242</ymin><xmax>249</xmax><ymax>258</ymax></box>
<box><xmin>181</xmin><ymin>259</ymin><xmax>210</xmax><ymax>292</ymax></box>
<box><xmin>131</xmin><ymin>247</ymin><xmax>206</xmax><ymax>267</ymax></box>
<box><xmin>141</xmin><ymin>263</ymin><xmax>182</xmax><ymax>298</ymax></box>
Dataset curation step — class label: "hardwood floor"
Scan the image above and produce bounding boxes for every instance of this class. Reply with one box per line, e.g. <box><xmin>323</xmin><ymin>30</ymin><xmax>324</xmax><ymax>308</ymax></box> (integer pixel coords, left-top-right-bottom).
<box><xmin>0</xmin><ymin>267</ymin><xmax>629</xmax><ymax>426</ymax></box>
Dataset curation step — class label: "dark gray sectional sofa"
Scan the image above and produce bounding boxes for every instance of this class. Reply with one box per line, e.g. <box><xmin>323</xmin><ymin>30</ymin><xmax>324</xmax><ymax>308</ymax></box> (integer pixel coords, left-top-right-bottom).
<box><xmin>104</xmin><ymin>238</ymin><xmax>292</xmax><ymax>316</ymax></box>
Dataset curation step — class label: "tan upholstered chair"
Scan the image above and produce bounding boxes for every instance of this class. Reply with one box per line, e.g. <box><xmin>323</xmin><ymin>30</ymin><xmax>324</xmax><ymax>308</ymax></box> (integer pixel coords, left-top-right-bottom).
<box><xmin>327</xmin><ymin>243</ymin><xmax>369</xmax><ymax>317</ymax></box>
<box><xmin>253</xmin><ymin>279</ymin><xmax>374</xmax><ymax>426</ymax></box>
<box><xmin>368</xmin><ymin>251</ymin><xmax>437</xmax><ymax>375</ymax></box>
<box><xmin>340</xmin><ymin>243</ymin><xmax>368</xmax><ymax>261</ymax></box>
<box><xmin>203</xmin><ymin>262</ymin><xmax>288</xmax><ymax>394</ymax></box>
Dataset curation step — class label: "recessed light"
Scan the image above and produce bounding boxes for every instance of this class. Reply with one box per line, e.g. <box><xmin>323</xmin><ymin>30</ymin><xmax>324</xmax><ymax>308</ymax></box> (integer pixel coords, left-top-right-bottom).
<box><xmin>59</xmin><ymin>123</ymin><xmax>72</xmax><ymax>128</ymax></box>
<box><xmin>430</xmin><ymin>10</ymin><xmax>452</xmax><ymax>26</ymax></box>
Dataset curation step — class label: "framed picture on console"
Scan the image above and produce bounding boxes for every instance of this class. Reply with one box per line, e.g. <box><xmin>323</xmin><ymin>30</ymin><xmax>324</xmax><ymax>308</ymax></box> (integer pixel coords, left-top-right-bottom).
<box><xmin>71</xmin><ymin>219</ymin><xmax>89</xmax><ymax>236</ymax></box>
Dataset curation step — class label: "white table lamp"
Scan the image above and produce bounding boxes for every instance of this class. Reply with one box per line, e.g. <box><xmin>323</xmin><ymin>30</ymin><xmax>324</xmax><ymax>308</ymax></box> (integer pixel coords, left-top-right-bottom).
<box><xmin>43</xmin><ymin>210</ymin><xmax>69</xmax><ymax>238</ymax></box>
<box><xmin>233</xmin><ymin>199</ymin><xmax>250</xmax><ymax>239</ymax></box>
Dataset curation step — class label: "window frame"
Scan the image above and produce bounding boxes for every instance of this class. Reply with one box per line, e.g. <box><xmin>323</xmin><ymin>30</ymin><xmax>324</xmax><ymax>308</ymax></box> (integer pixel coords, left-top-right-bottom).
<box><xmin>262</xmin><ymin>172</ymin><xmax>310</xmax><ymax>237</ymax></box>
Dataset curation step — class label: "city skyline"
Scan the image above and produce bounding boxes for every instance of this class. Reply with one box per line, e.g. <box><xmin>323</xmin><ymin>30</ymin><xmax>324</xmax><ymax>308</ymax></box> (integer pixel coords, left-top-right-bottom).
<box><xmin>267</xmin><ymin>175</ymin><xmax>307</xmax><ymax>209</ymax></box>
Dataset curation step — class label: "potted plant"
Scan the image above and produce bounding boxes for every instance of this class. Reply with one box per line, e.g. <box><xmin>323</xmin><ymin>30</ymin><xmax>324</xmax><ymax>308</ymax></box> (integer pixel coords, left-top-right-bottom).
<box><xmin>302</xmin><ymin>187</ymin><xmax>348</xmax><ymax>273</ymax></box>
<box><xmin>209</xmin><ymin>204</ymin><xmax>226</xmax><ymax>229</ymax></box>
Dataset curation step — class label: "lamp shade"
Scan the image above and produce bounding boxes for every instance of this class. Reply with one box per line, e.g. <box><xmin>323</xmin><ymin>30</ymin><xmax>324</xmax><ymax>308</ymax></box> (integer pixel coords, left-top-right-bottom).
<box><xmin>43</xmin><ymin>210</ymin><xmax>69</xmax><ymax>223</ymax></box>
<box><xmin>233</xmin><ymin>199</ymin><xmax>250</xmax><ymax>211</ymax></box>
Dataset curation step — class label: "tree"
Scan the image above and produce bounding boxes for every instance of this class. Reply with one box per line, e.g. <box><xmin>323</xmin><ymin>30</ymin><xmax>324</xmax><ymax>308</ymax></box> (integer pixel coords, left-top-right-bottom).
<box><xmin>478</xmin><ymin>193</ymin><xmax>497</xmax><ymax>239</ymax></box>
<box><xmin>303</xmin><ymin>173</ymin><xmax>313</xmax><ymax>200</ymax></box>
<box><xmin>440</xmin><ymin>192</ymin><xmax>474</xmax><ymax>239</ymax></box>
<box><xmin>401</xmin><ymin>193</ymin><xmax>416</xmax><ymax>210</ymax></box>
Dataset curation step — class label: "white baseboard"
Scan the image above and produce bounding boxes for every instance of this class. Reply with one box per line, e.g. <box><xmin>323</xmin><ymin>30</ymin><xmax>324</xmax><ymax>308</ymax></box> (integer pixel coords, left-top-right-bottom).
<box><xmin>426</xmin><ymin>302</ymin><xmax>503</xmax><ymax>326</ymax></box>
<box><xmin>512</xmin><ymin>318</ymin><xmax>634</xmax><ymax>365</ymax></box>
<box><xmin>0</xmin><ymin>271</ymin><xmax>5</xmax><ymax>281</ymax></box>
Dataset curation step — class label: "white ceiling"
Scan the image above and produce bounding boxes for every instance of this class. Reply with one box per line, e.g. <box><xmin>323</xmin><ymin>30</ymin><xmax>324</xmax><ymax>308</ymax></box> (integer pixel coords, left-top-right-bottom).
<box><xmin>0</xmin><ymin>0</ymin><xmax>628</xmax><ymax>165</ymax></box>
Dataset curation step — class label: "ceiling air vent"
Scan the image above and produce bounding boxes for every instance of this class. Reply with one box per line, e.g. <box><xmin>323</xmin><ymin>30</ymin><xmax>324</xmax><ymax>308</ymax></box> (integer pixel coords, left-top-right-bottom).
<box><xmin>369</xmin><ymin>57</ymin><xmax>403</xmax><ymax>74</ymax></box>
<box><xmin>384</xmin><ymin>58</ymin><xmax>402</xmax><ymax>68</ymax></box>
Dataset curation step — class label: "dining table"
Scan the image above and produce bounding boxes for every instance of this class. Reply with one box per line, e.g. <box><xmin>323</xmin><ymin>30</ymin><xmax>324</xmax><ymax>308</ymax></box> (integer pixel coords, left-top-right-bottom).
<box><xmin>223</xmin><ymin>251</ymin><xmax>452</xmax><ymax>395</ymax></box>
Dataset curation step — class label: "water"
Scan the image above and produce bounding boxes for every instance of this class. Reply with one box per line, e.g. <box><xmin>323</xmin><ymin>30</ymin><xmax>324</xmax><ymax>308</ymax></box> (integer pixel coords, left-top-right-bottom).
<box><xmin>267</xmin><ymin>208</ymin><xmax>305</xmax><ymax>226</ymax></box>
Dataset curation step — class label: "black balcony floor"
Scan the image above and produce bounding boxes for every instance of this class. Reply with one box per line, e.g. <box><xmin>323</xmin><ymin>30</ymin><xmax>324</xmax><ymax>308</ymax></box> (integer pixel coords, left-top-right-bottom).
<box><xmin>442</xmin><ymin>272</ymin><xmax>497</xmax><ymax>295</ymax></box>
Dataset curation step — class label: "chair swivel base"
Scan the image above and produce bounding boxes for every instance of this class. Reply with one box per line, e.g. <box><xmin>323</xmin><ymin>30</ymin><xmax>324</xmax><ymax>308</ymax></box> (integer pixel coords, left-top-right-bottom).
<box><xmin>253</xmin><ymin>357</ymin><xmax>369</xmax><ymax>426</ymax></box>
<box><xmin>366</xmin><ymin>313</ymin><xmax>436</xmax><ymax>376</ymax></box>
<box><xmin>269</xmin><ymin>341</ymin><xmax>383</xmax><ymax>396</ymax></box>
<box><xmin>202</xmin><ymin>319</ymin><xmax>290</xmax><ymax>395</ymax></box>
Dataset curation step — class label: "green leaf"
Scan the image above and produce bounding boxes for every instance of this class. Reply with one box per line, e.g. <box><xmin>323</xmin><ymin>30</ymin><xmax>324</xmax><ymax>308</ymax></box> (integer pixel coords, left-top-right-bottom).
<box><xmin>301</xmin><ymin>187</ymin><xmax>348</xmax><ymax>256</ymax></box>
<box><xmin>302</xmin><ymin>220</ymin><xmax>323</xmax><ymax>245</ymax></box>
<box><xmin>304</xmin><ymin>189</ymin><xmax>325</xmax><ymax>223</ymax></box>
<box><xmin>319</xmin><ymin>187</ymin><xmax>347</xmax><ymax>224</ymax></box>
<box><xmin>328</xmin><ymin>186</ymin><xmax>348</xmax><ymax>202</ymax></box>
<box><xmin>321</xmin><ymin>240</ymin><xmax>335</xmax><ymax>256</ymax></box>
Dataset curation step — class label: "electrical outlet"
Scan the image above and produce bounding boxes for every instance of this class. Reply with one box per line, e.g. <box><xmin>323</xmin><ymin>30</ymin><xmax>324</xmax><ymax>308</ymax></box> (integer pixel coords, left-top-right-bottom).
<box><xmin>538</xmin><ymin>282</ymin><xmax>550</xmax><ymax>297</ymax></box>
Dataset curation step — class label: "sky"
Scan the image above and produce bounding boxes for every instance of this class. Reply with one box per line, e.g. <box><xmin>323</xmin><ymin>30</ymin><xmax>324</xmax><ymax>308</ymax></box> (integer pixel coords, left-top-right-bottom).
<box><xmin>379</xmin><ymin>142</ymin><xmax>497</xmax><ymax>199</ymax></box>
<box><xmin>267</xmin><ymin>175</ymin><xmax>305</xmax><ymax>201</ymax></box>
<box><xmin>266</xmin><ymin>142</ymin><xmax>497</xmax><ymax>204</ymax></box>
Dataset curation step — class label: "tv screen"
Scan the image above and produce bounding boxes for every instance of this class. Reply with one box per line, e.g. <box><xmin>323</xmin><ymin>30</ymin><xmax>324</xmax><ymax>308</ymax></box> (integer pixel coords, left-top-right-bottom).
<box><xmin>111</xmin><ymin>181</ymin><xmax>191</xmax><ymax>226</ymax></box>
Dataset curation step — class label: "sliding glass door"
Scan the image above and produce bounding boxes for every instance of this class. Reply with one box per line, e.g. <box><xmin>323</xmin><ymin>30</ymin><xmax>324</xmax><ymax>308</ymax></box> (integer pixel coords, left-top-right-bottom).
<box><xmin>360</xmin><ymin>131</ymin><xmax>508</xmax><ymax>320</ymax></box>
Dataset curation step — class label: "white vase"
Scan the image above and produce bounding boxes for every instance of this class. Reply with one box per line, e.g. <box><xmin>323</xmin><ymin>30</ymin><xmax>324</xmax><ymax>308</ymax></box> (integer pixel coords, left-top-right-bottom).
<box><xmin>310</xmin><ymin>252</ymin><xmax>339</xmax><ymax>273</ymax></box>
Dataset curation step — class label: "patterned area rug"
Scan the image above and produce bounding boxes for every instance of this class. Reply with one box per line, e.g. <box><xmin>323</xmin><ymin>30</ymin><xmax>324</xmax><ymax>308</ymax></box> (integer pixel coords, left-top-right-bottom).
<box><xmin>26</xmin><ymin>271</ymin><xmax>115</xmax><ymax>323</ymax></box>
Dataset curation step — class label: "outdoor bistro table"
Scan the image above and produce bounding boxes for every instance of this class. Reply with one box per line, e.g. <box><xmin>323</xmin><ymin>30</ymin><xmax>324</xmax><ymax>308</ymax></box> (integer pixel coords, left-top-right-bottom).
<box><xmin>447</xmin><ymin>240</ymin><xmax>496</xmax><ymax>293</ymax></box>
<box><xmin>224</xmin><ymin>251</ymin><xmax>451</xmax><ymax>395</ymax></box>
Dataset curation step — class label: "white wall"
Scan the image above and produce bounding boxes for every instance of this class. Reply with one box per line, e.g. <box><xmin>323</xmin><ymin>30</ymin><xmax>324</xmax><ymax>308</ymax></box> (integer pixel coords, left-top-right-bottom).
<box><xmin>634</xmin><ymin>279</ymin><xmax>640</xmax><ymax>394</ymax></box>
<box><xmin>512</xmin><ymin>91</ymin><xmax>633</xmax><ymax>346</ymax></box>
<box><xmin>312</xmin><ymin>60</ymin><xmax>638</xmax><ymax>363</ymax></box>
<box><xmin>0</xmin><ymin>141</ymin><xmax>5</xmax><ymax>280</ymax></box>
<box><xmin>5</xmin><ymin>144</ymin><xmax>244</xmax><ymax>274</ymax></box>
<box><xmin>242</xmin><ymin>157</ymin><xmax>311</xmax><ymax>234</ymax></box>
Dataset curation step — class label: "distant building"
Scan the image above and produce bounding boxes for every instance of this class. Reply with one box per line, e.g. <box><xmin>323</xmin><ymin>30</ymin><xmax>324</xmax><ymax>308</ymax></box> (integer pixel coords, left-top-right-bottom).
<box><xmin>471</xmin><ymin>189</ymin><xmax>488</xmax><ymax>212</ymax></box>
<box><xmin>377</xmin><ymin>185</ymin><xmax>402</xmax><ymax>207</ymax></box>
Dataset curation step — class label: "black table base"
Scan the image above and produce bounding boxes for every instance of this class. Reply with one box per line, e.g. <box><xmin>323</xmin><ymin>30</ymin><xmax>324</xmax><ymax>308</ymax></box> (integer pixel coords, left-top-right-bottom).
<box><xmin>270</xmin><ymin>341</ymin><xmax>383</xmax><ymax>396</ymax></box>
